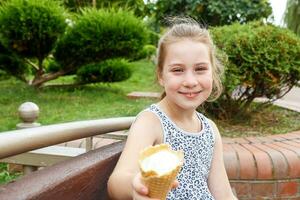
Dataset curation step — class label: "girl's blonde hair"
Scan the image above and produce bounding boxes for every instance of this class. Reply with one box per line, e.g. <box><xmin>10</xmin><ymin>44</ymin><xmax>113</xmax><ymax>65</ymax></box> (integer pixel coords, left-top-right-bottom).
<box><xmin>156</xmin><ymin>17</ymin><xmax>223</xmax><ymax>101</ymax></box>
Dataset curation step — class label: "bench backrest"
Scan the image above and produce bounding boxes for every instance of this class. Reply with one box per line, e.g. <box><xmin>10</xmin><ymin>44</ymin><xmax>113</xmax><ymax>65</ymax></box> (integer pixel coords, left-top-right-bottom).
<box><xmin>0</xmin><ymin>142</ymin><xmax>125</xmax><ymax>200</ymax></box>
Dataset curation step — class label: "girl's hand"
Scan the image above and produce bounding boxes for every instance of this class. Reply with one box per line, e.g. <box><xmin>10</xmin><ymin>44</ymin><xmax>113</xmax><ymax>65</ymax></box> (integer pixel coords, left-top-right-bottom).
<box><xmin>132</xmin><ymin>173</ymin><xmax>179</xmax><ymax>200</ymax></box>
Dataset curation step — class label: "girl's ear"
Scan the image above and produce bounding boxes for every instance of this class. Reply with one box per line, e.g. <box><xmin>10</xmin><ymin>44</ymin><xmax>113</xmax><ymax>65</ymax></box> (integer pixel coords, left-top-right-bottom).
<box><xmin>158</xmin><ymin>73</ymin><xmax>164</xmax><ymax>87</ymax></box>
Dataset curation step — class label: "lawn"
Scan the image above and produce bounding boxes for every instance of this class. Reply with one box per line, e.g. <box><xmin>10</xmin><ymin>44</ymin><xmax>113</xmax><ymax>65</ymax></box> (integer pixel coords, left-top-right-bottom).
<box><xmin>1</xmin><ymin>59</ymin><xmax>300</xmax><ymax>136</ymax></box>
<box><xmin>0</xmin><ymin>60</ymin><xmax>160</xmax><ymax>132</ymax></box>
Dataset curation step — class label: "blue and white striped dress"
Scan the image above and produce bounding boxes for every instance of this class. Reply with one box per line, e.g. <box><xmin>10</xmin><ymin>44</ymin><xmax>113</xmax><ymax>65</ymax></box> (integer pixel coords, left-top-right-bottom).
<box><xmin>146</xmin><ymin>104</ymin><xmax>216</xmax><ymax>200</ymax></box>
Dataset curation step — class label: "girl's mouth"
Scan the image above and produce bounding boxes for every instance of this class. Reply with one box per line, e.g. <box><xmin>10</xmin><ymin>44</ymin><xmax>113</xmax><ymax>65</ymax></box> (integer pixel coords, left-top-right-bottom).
<box><xmin>178</xmin><ymin>91</ymin><xmax>201</xmax><ymax>98</ymax></box>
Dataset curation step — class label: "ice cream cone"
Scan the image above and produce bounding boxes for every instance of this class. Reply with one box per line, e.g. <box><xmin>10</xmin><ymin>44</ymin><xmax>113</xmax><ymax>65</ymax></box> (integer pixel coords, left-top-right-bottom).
<box><xmin>138</xmin><ymin>144</ymin><xmax>184</xmax><ymax>200</ymax></box>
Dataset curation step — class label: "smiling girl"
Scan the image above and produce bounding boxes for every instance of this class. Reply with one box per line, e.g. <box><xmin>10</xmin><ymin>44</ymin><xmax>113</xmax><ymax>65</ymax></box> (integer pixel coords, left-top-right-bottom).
<box><xmin>108</xmin><ymin>18</ymin><xmax>237</xmax><ymax>200</ymax></box>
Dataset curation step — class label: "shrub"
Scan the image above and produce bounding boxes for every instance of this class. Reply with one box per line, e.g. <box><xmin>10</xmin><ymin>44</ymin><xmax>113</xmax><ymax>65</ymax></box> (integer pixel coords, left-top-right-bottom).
<box><xmin>0</xmin><ymin>0</ymin><xmax>66</xmax><ymax>63</ymax></box>
<box><xmin>76</xmin><ymin>58</ymin><xmax>132</xmax><ymax>83</ymax></box>
<box><xmin>0</xmin><ymin>42</ymin><xmax>28</xmax><ymax>81</ymax></box>
<box><xmin>54</xmin><ymin>8</ymin><xmax>149</xmax><ymax>71</ymax></box>
<box><xmin>206</xmin><ymin>21</ymin><xmax>300</xmax><ymax>119</ymax></box>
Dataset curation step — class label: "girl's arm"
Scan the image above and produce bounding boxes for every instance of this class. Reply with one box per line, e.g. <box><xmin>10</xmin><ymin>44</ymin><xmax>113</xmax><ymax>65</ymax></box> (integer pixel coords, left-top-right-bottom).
<box><xmin>208</xmin><ymin>119</ymin><xmax>238</xmax><ymax>200</ymax></box>
<box><xmin>107</xmin><ymin>112</ymin><xmax>163</xmax><ymax>200</ymax></box>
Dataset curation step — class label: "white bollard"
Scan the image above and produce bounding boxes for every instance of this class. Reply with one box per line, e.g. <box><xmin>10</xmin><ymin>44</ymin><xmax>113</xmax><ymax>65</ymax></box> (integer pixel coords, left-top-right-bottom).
<box><xmin>17</xmin><ymin>102</ymin><xmax>41</xmax><ymax>129</ymax></box>
<box><xmin>15</xmin><ymin>102</ymin><xmax>41</xmax><ymax>174</ymax></box>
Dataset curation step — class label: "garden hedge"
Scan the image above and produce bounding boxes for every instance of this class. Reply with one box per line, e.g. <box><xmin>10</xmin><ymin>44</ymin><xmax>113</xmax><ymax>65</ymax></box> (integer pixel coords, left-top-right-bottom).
<box><xmin>206</xmin><ymin>21</ymin><xmax>300</xmax><ymax>119</ymax></box>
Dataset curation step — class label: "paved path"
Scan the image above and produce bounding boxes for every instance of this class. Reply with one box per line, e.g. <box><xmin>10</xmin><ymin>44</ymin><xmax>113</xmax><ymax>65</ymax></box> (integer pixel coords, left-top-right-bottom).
<box><xmin>274</xmin><ymin>87</ymin><xmax>300</xmax><ymax>112</ymax></box>
<box><xmin>128</xmin><ymin>87</ymin><xmax>300</xmax><ymax>112</ymax></box>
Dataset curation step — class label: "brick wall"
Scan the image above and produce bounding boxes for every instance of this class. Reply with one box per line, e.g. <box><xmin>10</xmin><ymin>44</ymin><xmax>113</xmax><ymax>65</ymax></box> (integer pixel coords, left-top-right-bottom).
<box><xmin>223</xmin><ymin>131</ymin><xmax>300</xmax><ymax>200</ymax></box>
<box><xmin>230</xmin><ymin>179</ymin><xmax>300</xmax><ymax>200</ymax></box>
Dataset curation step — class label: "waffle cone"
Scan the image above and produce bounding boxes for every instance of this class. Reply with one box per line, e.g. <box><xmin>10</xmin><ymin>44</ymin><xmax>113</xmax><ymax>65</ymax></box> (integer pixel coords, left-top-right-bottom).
<box><xmin>139</xmin><ymin>144</ymin><xmax>184</xmax><ymax>200</ymax></box>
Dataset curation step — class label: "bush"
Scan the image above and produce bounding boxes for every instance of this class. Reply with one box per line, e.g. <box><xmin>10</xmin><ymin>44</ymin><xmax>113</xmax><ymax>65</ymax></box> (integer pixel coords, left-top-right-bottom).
<box><xmin>0</xmin><ymin>42</ymin><xmax>28</xmax><ymax>81</ymax></box>
<box><xmin>76</xmin><ymin>58</ymin><xmax>132</xmax><ymax>83</ymax></box>
<box><xmin>0</xmin><ymin>0</ymin><xmax>66</xmax><ymax>63</ymax></box>
<box><xmin>54</xmin><ymin>8</ymin><xmax>149</xmax><ymax>71</ymax></box>
<box><xmin>206</xmin><ymin>21</ymin><xmax>300</xmax><ymax>119</ymax></box>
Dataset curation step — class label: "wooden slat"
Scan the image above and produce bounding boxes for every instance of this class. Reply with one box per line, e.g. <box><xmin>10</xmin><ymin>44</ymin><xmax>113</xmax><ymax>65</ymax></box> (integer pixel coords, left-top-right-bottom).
<box><xmin>0</xmin><ymin>146</ymin><xmax>86</xmax><ymax>167</ymax></box>
<box><xmin>0</xmin><ymin>142</ymin><xmax>125</xmax><ymax>200</ymax></box>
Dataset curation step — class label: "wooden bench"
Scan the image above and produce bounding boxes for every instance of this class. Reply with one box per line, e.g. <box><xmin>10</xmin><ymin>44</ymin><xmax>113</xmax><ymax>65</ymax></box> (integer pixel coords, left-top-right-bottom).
<box><xmin>0</xmin><ymin>142</ymin><xmax>125</xmax><ymax>200</ymax></box>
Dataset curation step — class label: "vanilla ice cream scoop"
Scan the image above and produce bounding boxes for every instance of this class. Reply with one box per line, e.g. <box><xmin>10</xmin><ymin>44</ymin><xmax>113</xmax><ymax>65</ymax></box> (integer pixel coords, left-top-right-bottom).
<box><xmin>139</xmin><ymin>144</ymin><xmax>184</xmax><ymax>200</ymax></box>
<box><xmin>141</xmin><ymin>150</ymin><xmax>181</xmax><ymax>176</ymax></box>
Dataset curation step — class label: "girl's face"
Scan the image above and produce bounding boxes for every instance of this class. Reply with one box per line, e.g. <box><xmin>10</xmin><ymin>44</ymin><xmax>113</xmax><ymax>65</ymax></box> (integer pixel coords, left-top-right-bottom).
<box><xmin>159</xmin><ymin>39</ymin><xmax>213</xmax><ymax>110</ymax></box>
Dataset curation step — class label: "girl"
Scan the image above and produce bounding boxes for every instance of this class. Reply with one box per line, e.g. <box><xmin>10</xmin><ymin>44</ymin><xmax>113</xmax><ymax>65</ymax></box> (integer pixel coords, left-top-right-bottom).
<box><xmin>108</xmin><ymin>18</ymin><xmax>237</xmax><ymax>200</ymax></box>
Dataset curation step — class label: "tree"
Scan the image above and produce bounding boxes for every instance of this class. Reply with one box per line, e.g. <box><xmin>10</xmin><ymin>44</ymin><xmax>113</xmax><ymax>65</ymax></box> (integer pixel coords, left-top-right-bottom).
<box><xmin>284</xmin><ymin>0</ymin><xmax>300</xmax><ymax>36</ymax></box>
<box><xmin>145</xmin><ymin>0</ymin><xmax>272</xmax><ymax>27</ymax></box>
<box><xmin>48</xmin><ymin>8</ymin><xmax>149</xmax><ymax>87</ymax></box>
<box><xmin>0</xmin><ymin>0</ymin><xmax>66</xmax><ymax>86</ymax></box>
<box><xmin>0</xmin><ymin>0</ymin><xmax>149</xmax><ymax>87</ymax></box>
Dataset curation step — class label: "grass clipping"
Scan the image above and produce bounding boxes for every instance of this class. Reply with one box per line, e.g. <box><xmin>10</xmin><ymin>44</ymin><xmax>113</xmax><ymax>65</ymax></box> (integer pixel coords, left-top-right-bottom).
<box><xmin>139</xmin><ymin>144</ymin><xmax>184</xmax><ymax>200</ymax></box>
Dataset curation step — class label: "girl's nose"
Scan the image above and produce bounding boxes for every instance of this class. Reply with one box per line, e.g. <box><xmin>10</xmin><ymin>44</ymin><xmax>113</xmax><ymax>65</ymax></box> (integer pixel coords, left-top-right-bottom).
<box><xmin>183</xmin><ymin>72</ymin><xmax>198</xmax><ymax>87</ymax></box>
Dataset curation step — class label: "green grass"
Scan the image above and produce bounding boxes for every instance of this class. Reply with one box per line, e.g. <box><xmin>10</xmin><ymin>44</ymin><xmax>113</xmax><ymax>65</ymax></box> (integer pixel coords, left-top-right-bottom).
<box><xmin>0</xmin><ymin>60</ymin><xmax>161</xmax><ymax>132</ymax></box>
<box><xmin>0</xmin><ymin>163</ymin><xmax>21</xmax><ymax>184</ymax></box>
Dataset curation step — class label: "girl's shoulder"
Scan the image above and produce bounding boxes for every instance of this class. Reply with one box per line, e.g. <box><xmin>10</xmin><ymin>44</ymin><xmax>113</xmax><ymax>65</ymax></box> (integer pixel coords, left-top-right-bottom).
<box><xmin>130</xmin><ymin>108</ymin><xmax>164</xmax><ymax>144</ymax></box>
<box><xmin>134</xmin><ymin>109</ymin><xmax>161</xmax><ymax>126</ymax></box>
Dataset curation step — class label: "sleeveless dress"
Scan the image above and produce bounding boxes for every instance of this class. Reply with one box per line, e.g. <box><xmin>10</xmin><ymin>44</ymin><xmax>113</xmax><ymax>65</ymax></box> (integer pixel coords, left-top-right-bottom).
<box><xmin>146</xmin><ymin>104</ymin><xmax>216</xmax><ymax>200</ymax></box>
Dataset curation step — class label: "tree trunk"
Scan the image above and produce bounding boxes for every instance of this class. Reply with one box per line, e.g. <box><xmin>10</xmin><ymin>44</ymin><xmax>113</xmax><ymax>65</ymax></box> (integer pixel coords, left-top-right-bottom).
<box><xmin>31</xmin><ymin>69</ymin><xmax>73</xmax><ymax>88</ymax></box>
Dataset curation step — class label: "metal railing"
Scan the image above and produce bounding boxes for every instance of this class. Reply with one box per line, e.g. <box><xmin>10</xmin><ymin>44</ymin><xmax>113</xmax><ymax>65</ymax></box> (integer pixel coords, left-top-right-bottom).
<box><xmin>0</xmin><ymin>117</ymin><xmax>135</xmax><ymax>159</ymax></box>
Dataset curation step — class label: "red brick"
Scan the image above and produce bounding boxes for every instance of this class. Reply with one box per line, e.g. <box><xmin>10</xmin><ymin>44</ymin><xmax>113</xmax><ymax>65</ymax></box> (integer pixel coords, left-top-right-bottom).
<box><xmin>267</xmin><ymin>135</ymin><xmax>286</xmax><ymax>142</ymax></box>
<box><xmin>231</xmin><ymin>144</ymin><xmax>257</xmax><ymax>179</ymax></box>
<box><xmin>222</xmin><ymin>137</ymin><xmax>235</xmax><ymax>144</ymax></box>
<box><xmin>230</xmin><ymin>182</ymin><xmax>251</xmax><ymax>198</ymax></box>
<box><xmin>267</xmin><ymin>142</ymin><xmax>300</xmax><ymax>178</ymax></box>
<box><xmin>241</xmin><ymin>143</ymin><xmax>273</xmax><ymax>179</ymax></box>
<box><xmin>253</xmin><ymin>143</ymin><xmax>289</xmax><ymax>179</ymax></box>
<box><xmin>244</xmin><ymin>137</ymin><xmax>262</xmax><ymax>144</ymax></box>
<box><xmin>274</xmin><ymin>142</ymin><xmax>300</xmax><ymax>157</ymax></box>
<box><xmin>294</xmin><ymin>138</ymin><xmax>300</xmax><ymax>144</ymax></box>
<box><xmin>279</xmin><ymin>132</ymin><xmax>300</xmax><ymax>140</ymax></box>
<box><xmin>273</xmin><ymin>133</ymin><xmax>290</xmax><ymax>137</ymax></box>
<box><xmin>251</xmin><ymin>182</ymin><xmax>275</xmax><ymax>197</ymax></box>
<box><xmin>255</xmin><ymin>136</ymin><xmax>275</xmax><ymax>143</ymax></box>
<box><xmin>223</xmin><ymin>143</ymin><xmax>239</xmax><ymax>179</ymax></box>
<box><xmin>283</xmin><ymin>140</ymin><xmax>300</xmax><ymax>149</ymax></box>
<box><xmin>233</xmin><ymin>137</ymin><xmax>251</xmax><ymax>144</ymax></box>
<box><xmin>277</xmin><ymin>181</ymin><xmax>298</xmax><ymax>197</ymax></box>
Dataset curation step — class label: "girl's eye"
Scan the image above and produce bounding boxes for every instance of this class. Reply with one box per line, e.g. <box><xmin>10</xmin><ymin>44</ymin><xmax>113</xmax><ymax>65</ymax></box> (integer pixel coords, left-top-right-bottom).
<box><xmin>195</xmin><ymin>67</ymin><xmax>206</xmax><ymax>72</ymax></box>
<box><xmin>172</xmin><ymin>68</ymin><xmax>184</xmax><ymax>72</ymax></box>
